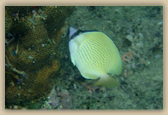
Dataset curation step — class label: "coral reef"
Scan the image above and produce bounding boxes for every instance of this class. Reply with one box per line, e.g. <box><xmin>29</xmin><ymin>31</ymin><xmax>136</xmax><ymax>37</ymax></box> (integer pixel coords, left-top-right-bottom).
<box><xmin>5</xmin><ymin>6</ymin><xmax>163</xmax><ymax>110</ymax></box>
<box><xmin>5</xmin><ymin>6</ymin><xmax>74</xmax><ymax>106</ymax></box>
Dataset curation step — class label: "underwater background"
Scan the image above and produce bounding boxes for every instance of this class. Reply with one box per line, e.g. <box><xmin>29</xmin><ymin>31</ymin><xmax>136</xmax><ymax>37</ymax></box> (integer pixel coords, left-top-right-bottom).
<box><xmin>5</xmin><ymin>6</ymin><xmax>163</xmax><ymax>109</ymax></box>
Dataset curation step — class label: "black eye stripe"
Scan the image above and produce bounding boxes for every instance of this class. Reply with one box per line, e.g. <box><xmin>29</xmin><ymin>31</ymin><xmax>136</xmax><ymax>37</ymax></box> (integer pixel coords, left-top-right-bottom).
<box><xmin>69</xmin><ymin>29</ymin><xmax>98</xmax><ymax>40</ymax></box>
<box><xmin>69</xmin><ymin>30</ymin><xmax>82</xmax><ymax>40</ymax></box>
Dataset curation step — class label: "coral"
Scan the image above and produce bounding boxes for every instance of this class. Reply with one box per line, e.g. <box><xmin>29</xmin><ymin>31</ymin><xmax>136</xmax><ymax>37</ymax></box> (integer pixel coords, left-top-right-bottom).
<box><xmin>5</xmin><ymin>10</ymin><xmax>13</xmax><ymax>34</ymax></box>
<box><xmin>5</xmin><ymin>58</ymin><xmax>60</xmax><ymax>104</ymax></box>
<box><xmin>5</xmin><ymin>6</ymin><xmax>74</xmax><ymax>106</ymax></box>
<box><xmin>43</xmin><ymin>6</ymin><xmax>74</xmax><ymax>38</ymax></box>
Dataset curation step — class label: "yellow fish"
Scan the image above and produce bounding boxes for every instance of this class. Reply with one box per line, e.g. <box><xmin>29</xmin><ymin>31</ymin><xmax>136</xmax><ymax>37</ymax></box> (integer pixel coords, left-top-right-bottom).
<box><xmin>69</xmin><ymin>27</ymin><xmax>122</xmax><ymax>87</ymax></box>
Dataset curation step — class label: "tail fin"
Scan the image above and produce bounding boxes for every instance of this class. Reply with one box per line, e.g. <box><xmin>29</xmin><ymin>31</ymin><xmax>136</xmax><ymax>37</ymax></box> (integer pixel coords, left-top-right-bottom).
<box><xmin>94</xmin><ymin>75</ymin><xmax>120</xmax><ymax>88</ymax></box>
